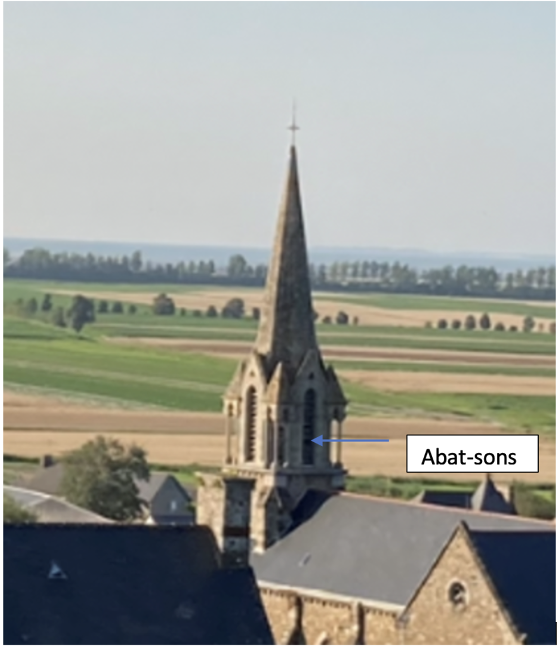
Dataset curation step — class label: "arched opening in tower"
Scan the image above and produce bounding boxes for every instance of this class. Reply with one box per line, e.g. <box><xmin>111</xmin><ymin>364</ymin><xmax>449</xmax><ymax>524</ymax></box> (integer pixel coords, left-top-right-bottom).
<box><xmin>245</xmin><ymin>386</ymin><xmax>257</xmax><ymax>461</ymax></box>
<box><xmin>302</xmin><ymin>388</ymin><xmax>316</xmax><ymax>465</ymax></box>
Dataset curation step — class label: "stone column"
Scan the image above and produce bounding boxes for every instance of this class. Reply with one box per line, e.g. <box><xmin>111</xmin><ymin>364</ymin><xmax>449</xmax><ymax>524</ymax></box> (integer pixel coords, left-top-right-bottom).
<box><xmin>336</xmin><ymin>419</ymin><xmax>343</xmax><ymax>466</ymax></box>
<box><xmin>272</xmin><ymin>417</ymin><xmax>279</xmax><ymax>469</ymax></box>
<box><xmin>225</xmin><ymin>411</ymin><xmax>233</xmax><ymax>464</ymax></box>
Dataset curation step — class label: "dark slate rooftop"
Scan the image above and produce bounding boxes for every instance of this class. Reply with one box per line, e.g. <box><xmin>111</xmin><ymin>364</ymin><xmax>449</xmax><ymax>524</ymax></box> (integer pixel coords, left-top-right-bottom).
<box><xmin>24</xmin><ymin>465</ymin><xmax>191</xmax><ymax>507</ymax></box>
<box><xmin>470</xmin><ymin>530</ymin><xmax>556</xmax><ymax>645</ymax></box>
<box><xmin>5</xmin><ymin>524</ymin><xmax>273</xmax><ymax>645</ymax></box>
<box><xmin>413</xmin><ymin>490</ymin><xmax>473</xmax><ymax>509</ymax></box>
<box><xmin>251</xmin><ymin>490</ymin><xmax>554</xmax><ymax>609</ymax></box>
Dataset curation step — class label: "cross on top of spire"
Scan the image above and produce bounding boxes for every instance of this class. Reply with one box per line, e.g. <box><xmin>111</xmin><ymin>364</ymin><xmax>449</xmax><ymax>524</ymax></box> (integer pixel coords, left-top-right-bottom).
<box><xmin>288</xmin><ymin>102</ymin><xmax>299</xmax><ymax>145</ymax></box>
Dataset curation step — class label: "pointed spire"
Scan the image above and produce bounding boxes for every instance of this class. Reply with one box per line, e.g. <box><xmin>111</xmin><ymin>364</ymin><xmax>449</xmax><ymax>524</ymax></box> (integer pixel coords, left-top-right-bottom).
<box><xmin>255</xmin><ymin>144</ymin><xmax>318</xmax><ymax>371</ymax></box>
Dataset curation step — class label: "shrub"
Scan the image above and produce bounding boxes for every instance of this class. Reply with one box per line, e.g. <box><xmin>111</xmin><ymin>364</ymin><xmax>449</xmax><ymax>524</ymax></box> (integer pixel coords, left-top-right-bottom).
<box><xmin>98</xmin><ymin>300</ymin><xmax>109</xmax><ymax>314</ymax></box>
<box><xmin>111</xmin><ymin>301</ymin><xmax>124</xmax><ymax>314</ymax></box>
<box><xmin>352</xmin><ymin>316</ymin><xmax>359</xmax><ymax>326</ymax></box>
<box><xmin>479</xmin><ymin>313</ymin><xmax>491</xmax><ymax>330</ymax></box>
<box><xmin>193</xmin><ymin>309</ymin><xmax>202</xmax><ymax>317</ymax></box>
<box><xmin>424</xmin><ymin>321</ymin><xmax>433</xmax><ymax>329</ymax></box>
<box><xmin>52</xmin><ymin>306</ymin><xmax>66</xmax><ymax>328</ymax></box>
<box><xmin>206</xmin><ymin>305</ymin><xmax>218</xmax><ymax>318</ymax></box>
<box><xmin>221</xmin><ymin>298</ymin><xmax>245</xmax><ymax>319</ymax></box>
<box><xmin>511</xmin><ymin>483</ymin><xmax>555</xmax><ymax>520</ymax></box>
<box><xmin>179</xmin><ymin>308</ymin><xmax>187</xmax><ymax>316</ymax></box>
<box><xmin>464</xmin><ymin>315</ymin><xmax>476</xmax><ymax>330</ymax></box>
<box><xmin>509</xmin><ymin>325</ymin><xmax>518</xmax><ymax>332</ymax></box>
<box><xmin>336</xmin><ymin>311</ymin><xmax>349</xmax><ymax>325</ymax></box>
<box><xmin>40</xmin><ymin>294</ymin><xmax>53</xmax><ymax>313</ymax></box>
<box><xmin>522</xmin><ymin>315</ymin><xmax>535</xmax><ymax>333</ymax></box>
<box><xmin>437</xmin><ymin>318</ymin><xmax>448</xmax><ymax>329</ymax></box>
<box><xmin>153</xmin><ymin>293</ymin><xmax>175</xmax><ymax>316</ymax></box>
<box><xmin>322</xmin><ymin>315</ymin><xmax>332</xmax><ymax>325</ymax></box>
<box><xmin>451</xmin><ymin>319</ymin><xmax>461</xmax><ymax>330</ymax></box>
<box><xmin>24</xmin><ymin>297</ymin><xmax>38</xmax><ymax>316</ymax></box>
<box><xmin>494</xmin><ymin>322</ymin><xmax>505</xmax><ymax>332</ymax></box>
<box><xmin>128</xmin><ymin>304</ymin><xmax>137</xmax><ymax>315</ymax></box>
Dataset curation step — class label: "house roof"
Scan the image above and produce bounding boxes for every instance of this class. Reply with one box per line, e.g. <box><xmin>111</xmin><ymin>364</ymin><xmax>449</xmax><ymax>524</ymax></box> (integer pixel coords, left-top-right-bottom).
<box><xmin>4</xmin><ymin>486</ymin><xmax>112</xmax><ymax>524</ymax></box>
<box><xmin>470</xmin><ymin>530</ymin><xmax>556</xmax><ymax>645</ymax></box>
<box><xmin>413</xmin><ymin>476</ymin><xmax>513</xmax><ymax>515</ymax></box>
<box><xmin>413</xmin><ymin>490</ymin><xmax>473</xmax><ymax>509</ymax></box>
<box><xmin>470</xmin><ymin>476</ymin><xmax>513</xmax><ymax>514</ymax></box>
<box><xmin>251</xmin><ymin>490</ymin><xmax>553</xmax><ymax>609</ymax></box>
<box><xmin>4</xmin><ymin>524</ymin><xmax>273</xmax><ymax>645</ymax></box>
<box><xmin>24</xmin><ymin>465</ymin><xmax>191</xmax><ymax>507</ymax></box>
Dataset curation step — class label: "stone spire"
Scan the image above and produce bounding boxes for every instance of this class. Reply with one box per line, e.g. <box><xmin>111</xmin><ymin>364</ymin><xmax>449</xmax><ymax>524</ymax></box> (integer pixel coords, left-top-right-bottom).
<box><xmin>255</xmin><ymin>145</ymin><xmax>318</xmax><ymax>372</ymax></box>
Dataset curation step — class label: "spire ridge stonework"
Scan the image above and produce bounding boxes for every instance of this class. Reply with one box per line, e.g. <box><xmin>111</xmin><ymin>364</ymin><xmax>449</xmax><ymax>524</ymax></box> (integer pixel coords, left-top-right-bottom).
<box><xmin>255</xmin><ymin>145</ymin><xmax>317</xmax><ymax>372</ymax></box>
<box><xmin>219</xmin><ymin>136</ymin><xmax>347</xmax><ymax>552</ymax></box>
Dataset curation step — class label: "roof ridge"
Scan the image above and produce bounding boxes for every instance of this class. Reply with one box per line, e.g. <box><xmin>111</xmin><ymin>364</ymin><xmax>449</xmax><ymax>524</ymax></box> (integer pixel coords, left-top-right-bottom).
<box><xmin>336</xmin><ymin>490</ymin><xmax>552</xmax><ymax>526</ymax></box>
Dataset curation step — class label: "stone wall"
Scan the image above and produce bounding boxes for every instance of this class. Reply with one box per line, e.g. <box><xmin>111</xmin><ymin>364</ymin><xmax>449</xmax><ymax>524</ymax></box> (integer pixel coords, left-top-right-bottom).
<box><xmin>401</xmin><ymin>529</ymin><xmax>520</xmax><ymax>645</ymax></box>
<box><xmin>260</xmin><ymin>587</ymin><xmax>401</xmax><ymax>645</ymax></box>
<box><xmin>259</xmin><ymin>528</ymin><xmax>523</xmax><ymax>645</ymax></box>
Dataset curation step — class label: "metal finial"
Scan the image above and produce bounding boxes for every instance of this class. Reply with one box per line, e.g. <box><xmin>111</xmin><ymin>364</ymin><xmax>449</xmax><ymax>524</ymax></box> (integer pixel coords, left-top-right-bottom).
<box><xmin>288</xmin><ymin>101</ymin><xmax>299</xmax><ymax>145</ymax></box>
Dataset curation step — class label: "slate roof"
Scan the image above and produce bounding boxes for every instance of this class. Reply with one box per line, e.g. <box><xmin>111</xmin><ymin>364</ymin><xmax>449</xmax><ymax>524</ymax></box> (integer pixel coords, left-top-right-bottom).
<box><xmin>413</xmin><ymin>490</ymin><xmax>473</xmax><ymax>509</ymax></box>
<box><xmin>4</xmin><ymin>524</ymin><xmax>273</xmax><ymax>645</ymax></box>
<box><xmin>413</xmin><ymin>476</ymin><xmax>514</xmax><ymax>515</ymax></box>
<box><xmin>252</xmin><ymin>490</ymin><xmax>553</xmax><ymax>609</ymax></box>
<box><xmin>470</xmin><ymin>530</ymin><xmax>556</xmax><ymax>645</ymax></box>
<box><xmin>4</xmin><ymin>486</ymin><xmax>112</xmax><ymax>524</ymax></box>
<box><xmin>471</xmin><ymin>476</ymin><xmax>513</xmax><ymax>514</ymax></box>
<box><xmin>24</xmin><ymin>466</ymin><xmax>191</xmax><ymax>508</ymax></box>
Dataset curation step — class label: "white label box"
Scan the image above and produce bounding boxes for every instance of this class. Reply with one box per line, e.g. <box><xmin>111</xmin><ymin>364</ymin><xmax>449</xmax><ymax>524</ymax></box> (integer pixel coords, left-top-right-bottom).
<box><xmin>406</xmin><ymin>434</ymin><xmax>539</xmax><ymax>473</ymax></box>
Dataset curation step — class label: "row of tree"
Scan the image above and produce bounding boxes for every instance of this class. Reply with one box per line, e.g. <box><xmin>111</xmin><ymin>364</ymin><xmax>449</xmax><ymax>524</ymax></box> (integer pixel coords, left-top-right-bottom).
<box><xmin>4</xmin><ymin>248</ymin><xmax>556</xmax><ymax>300</ymax></box>
<box><xmin>428</xmin><ymin>313</ymin><xmax>554</xmax><ymax>334</ymax></box>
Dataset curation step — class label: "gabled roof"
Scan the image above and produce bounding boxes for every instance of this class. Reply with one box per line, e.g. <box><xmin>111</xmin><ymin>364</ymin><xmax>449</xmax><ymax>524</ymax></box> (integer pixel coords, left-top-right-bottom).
<box><xmin>134</xmin><ymin>473</ymin><xmax>191</xmax><ymax>507</ymax></box>
<box><xmin>24</xmin><ymin>465</ymin><xmax>190</xmax><ymax>507</ymax></box>
<box><xmin>4</xmin><ymin>486</ymin><xmax>112</xmax><ymax>524</ymax></box>
<box><xmin>4</xmin><ymin>524</ymin><xmax>273</xmax><ymax>645</ymax></box>
<box><xmin>413</xmin><ymin>476</ymin><xmax>514</xmax><ymax>515</ymax></box>
<box><xmin>471</xmin><ymin>475</ymin><xmax>513</xmax><ymax>514</ymax></box>
<box><xmin>251</xmin><ymin>490</ymin><xmax>553</xmax><ymax>608</ymax></box>
<box><xmin>470</xmin><ymin>530</ymin><xmax>556</xmax><ymax>645</ymax></box>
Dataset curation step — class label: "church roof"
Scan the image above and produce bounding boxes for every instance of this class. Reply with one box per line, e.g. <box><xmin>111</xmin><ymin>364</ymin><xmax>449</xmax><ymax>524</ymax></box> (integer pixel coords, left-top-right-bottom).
<box><xmin>252</xmin><ymin>490</ymin><xmax>553</xmax><ymax>610</ymax></box>
<box><xmin>254</xmin><ymin>145</ymin><xmax>318</xmax><ymax>372</ymax></box>
<box><xmin>470</xmin><ymin>474</ymin><xmax>513</xmax><ymax>514</ymax></box>
<box><xmin>5</xmin><ymin>524</ymin><xmax>273</xmax><ymax>645</ymax></box>
<box><xmin>224</xmin><ymin>361</ymin><xmax>246</xmax><ymax>399</ymax></box>
<box><xmin>265</xmin><ymin>361</ymin><xmax>291</xmax><ymax>403</ymax></box>
<box><xmin>470</xmin><ymin>530</ymin><xmax>556</xmax><ymax>644</ymax></box>
<box><xmin>325</xmin><ymin>365</ymin><xmax>348</xmax><ymax>406</ymax></box>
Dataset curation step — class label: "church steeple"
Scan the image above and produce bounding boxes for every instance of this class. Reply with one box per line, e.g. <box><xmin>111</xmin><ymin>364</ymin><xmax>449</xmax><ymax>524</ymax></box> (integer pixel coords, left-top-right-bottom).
<box><xmin>219</xmin><ymin>126</ymin><xmax>347</xmax><ymax>552</ymax></box>
<box><xmin>255</xmin><ymin>145</ymin><xmax>318</xmax><ymax>372</ymax></box>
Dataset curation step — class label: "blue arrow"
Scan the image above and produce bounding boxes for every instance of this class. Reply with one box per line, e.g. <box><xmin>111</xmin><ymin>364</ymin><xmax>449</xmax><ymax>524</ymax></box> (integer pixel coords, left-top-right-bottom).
<box><xmin>312</xmin><ymin>435</ymin><xmax>389</xmax><ymax>446</ymax></box>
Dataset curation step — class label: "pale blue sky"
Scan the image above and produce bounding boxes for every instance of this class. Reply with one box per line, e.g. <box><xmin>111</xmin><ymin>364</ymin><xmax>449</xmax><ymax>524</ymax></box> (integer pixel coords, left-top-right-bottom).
<box><xmin>4</xmin><ymin>2</ymin><xmax>556</xmax><ymax>255</ymax></box>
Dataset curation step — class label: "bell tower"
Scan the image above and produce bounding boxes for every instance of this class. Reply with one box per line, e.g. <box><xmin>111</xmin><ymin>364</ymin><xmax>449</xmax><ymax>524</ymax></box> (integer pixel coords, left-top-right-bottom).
<box><xmin>220</xmin><ymin>127</ymin><xmax>347</xmax><ymax>551</ymax></box>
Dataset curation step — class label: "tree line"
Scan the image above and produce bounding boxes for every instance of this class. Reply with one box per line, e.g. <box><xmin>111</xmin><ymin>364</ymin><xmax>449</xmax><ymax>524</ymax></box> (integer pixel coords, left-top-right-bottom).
<box><xmin>4</xmin><ymin>247</ymin><xmax>556</xmax><ymax>301</ymax></box>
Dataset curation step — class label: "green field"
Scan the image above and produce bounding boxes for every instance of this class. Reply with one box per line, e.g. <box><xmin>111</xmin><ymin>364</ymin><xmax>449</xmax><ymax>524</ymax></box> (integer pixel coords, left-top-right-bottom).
<box><xmin>317</xmin><ymin>292</ymin><xmax>556</xmax><ymax>318</ymax></box>
<box><xmin>4</xmin><ymin>278</ymin><xmax>556</xmax><ymax>436</ymax></box>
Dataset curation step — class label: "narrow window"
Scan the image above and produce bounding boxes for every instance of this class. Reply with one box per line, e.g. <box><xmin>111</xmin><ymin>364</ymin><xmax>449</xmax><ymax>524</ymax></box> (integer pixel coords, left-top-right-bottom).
<box><xmin>278</xmin><ymin>425</ymin><xmax>286</xmax><ymax>465</ymax></box>
<box><xmin>302</xmin><ymin>389</ymin><xmax>316</xmax><ymax>465</ymax></box>
<box><xmin>245</xmin><ymin>387</ymin><xmax>257</xmax><ymax>461</ymax></box>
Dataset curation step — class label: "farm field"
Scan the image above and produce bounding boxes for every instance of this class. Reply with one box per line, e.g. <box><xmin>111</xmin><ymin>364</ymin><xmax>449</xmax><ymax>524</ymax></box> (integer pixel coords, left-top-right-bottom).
<box><xmin>3</xmin><ymin>279</ymin><xmax>556</xmax><ymax>487</ymax></box>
